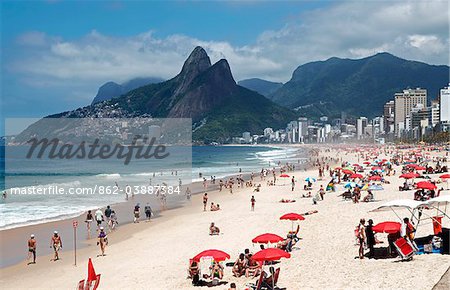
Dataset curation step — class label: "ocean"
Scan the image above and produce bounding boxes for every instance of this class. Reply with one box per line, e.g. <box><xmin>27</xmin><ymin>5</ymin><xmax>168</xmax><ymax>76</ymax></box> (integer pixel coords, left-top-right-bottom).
<box><xmin>0</xmin><ymin>145</ymin><xmax>307</xmax><ymax>230</ymax></box>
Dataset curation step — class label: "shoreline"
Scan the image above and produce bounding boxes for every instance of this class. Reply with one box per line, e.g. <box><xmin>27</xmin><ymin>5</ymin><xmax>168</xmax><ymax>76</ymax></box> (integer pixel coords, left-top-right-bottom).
<box><xmin>0</xmin><ymin>145</ymin><xmax>310</xmax><ymax>268</ymax></box>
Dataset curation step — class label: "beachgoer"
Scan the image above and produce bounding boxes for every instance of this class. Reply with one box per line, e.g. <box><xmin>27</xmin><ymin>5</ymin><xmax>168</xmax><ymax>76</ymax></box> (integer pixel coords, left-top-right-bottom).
<box><xmin>210</xmin><ymin>260</ymin><xmax>224</xmax><ymax>280</ymax></box>
<box><xmin>144</xmin><ymin>203</ymin><xmax>152</xmax><ymax>221</ymax></box>
<box><xmin>319</xmin><ymin>185</ymin><xmax>325</xmax><ymax>200</ymax></box>
<box><xmin>209</xmin><ymin>222</ymin><xmax>220</xmax><ymax>235</ymax></box>
<box><xmin>251</xmin><ymin>196</ymin><xmax>255</xmax><ymax>211</ymax></box>
<box><xmin>185</xmin><ymin>187</ymin><xmax>191</xmax><ymax>200</ymax></box>
<box><xmin>228</xmin><ymin>282</ymin><xmax>237</xmax><ymax>290</ymax></box>
<box><xmin>108</xmin><ymin>210</ymin><xmax>118</xmax><ymax>231</ymax></box>
<box><xmin>95</xmin><ymin>209</ymin><xmax>103</xmax><ymax>229</ymax></box>
<box><xmin>291</xmin><ymin>176</ymin><xmax>296</xmax><ymax>191</ymax></box>
<box><xmin>189</xmin><ymin>260</ymin><xmax>200</xmax><ymax>285</ymax></box>
<box><xmin>133</xmin><ymin>203</ymin><xmax>140</xmax><ymax>223</ymax></box>
<box><xmin>104</xmin><ymin>205</ymin><xmax>112</xmax><ymax>223</ymax></box>
<box><xmin>27</xmin><ymin>234</ymin><xmax>36</xmax><ymax>264</ymax></box>
<box><xmin>203</xmin><ymin>193</ymin><xmax>208</xmax><ymax>211</ymax></box>
<box><xmin>85</xmin><ymin>210</ymin><xmax>93</xmax><ymax>238</ymax></box>
<box><xmin>357</xmin><ymin>219</ymin><xmax>366</xmax><ymax>259</ymax></box>
<box><xmin>50</xmin><ymin>231</ymin><xmax>62</xmax><ymax>261</ymax></box>
<box><xmin>97</xmin><ymin>227</ymin><xmax>108</xmax><ymax>256</ymax></box>
<box><xmin>232</xmin><ymin>253</ymin><xmax>246</xmax><ymax>277</ymax></box>
<box><xmin>365</xmin><ymin>219</ymin><xmax>375</xmax><ymax>258</ymax></box>
<box><xmin>401</xmin><ymin>217</ymin><xmax>416</xmax><ymax>241</ymax></box>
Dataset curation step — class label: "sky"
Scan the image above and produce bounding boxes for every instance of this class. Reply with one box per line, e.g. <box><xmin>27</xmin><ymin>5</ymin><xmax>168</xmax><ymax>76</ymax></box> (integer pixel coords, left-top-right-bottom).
<box><xmin>1</xmin><ymin>0</ymin><xmax>449</xmax><ymax>125</ymax></box>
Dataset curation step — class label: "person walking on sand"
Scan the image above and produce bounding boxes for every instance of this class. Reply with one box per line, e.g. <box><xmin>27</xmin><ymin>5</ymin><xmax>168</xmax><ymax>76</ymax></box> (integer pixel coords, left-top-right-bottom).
<box><xmin>291</xmin><ymin>176</ymin><xmax>296</xmax><ymax>191</ymax></box>
<box><xmin>251</xmin><ymin>196</ymin><xmax>256</xmax><ymax>211</ymax></box>
<box><xmin>104</xmin><ymin>205</ymin><xmax>112</xmax><ymax>230</ymax></box>
<box><xmin>319</xmin><ymin>185</ymin><xmax>325</xmax><ymax>200</ymax></box>
<box><xmin>97</xmin><ymin>227</ymin><xmax>108</xmax><ymax>256</ymax></box>
<box><xmin>144</xmin><ymin>203</ymin><xmax>152</xmax><ymax>221</ymax></box>
<box><xmin>133</xmin><ymin>203</ymin><xmax>140</xmax><ymax>223</ymax></box>
<box><xmin>50</xmin><ymin>231</ymin><xmax>62</xmax><ymax>261</ymax></box>
<box><xmin>95</xmin><ymin>209</ymin><xmax>103</xmax><ymax>230</ymax></box>
<box><xmin>357</xmin><ymin>219</ymin><xmax>366</xmax><ymax>259</ymax></box>
<box><xmin>185</xmin><ymin>187</ymin><xmax>191</xmax><ymax>200</ymax></box>
<box><xmin>85</xmin><ymin>210</ymin><xmax>93</xmax><ymax>238</ymax></box>
<box><xmin>203</xmin><ymin>193</ymin><xmax>208</xmax><ymax>211</ymax></box>
<box><xmin>27</xmin><ymin>234</ymin><xmax>36</xmax><ymax>265</ymax></box>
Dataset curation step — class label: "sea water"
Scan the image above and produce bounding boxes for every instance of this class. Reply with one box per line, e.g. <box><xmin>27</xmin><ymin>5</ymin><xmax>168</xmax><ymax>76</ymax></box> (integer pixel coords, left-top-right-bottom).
<box><xmin>0</xmin><ymin>145</ymin><xmax>306</xmax><ymax>230</ymax></box>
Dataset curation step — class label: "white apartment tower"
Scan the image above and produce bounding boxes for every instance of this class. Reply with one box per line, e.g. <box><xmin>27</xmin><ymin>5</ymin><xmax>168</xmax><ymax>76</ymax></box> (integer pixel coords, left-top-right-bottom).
<box><xmin>394</xmin><ymin>88</ymin><xmax>427</xmax><ymax>136</ymax></box>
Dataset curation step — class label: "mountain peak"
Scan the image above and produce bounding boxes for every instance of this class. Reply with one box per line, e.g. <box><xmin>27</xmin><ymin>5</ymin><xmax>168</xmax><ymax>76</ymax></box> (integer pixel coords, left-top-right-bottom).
<box><xmin>180</xmin><ymin>46</ymin><xmax>211</xmax><ymax>75</ymax></box>
<box><xmin>174</xmin><ymin>46</ymin><xmax>212</xmax><ymax>96</ymax></box>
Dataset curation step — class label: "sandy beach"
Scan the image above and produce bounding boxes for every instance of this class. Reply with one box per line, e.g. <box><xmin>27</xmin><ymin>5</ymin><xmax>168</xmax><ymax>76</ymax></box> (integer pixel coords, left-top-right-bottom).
<box><xmin>1</xmin><ymin>145</ymin><xmax>449</xmax><ymax>289</ymax></box>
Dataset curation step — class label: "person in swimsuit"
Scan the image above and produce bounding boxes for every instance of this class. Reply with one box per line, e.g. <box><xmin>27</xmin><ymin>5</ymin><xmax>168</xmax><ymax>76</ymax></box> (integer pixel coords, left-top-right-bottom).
<box><xmin>133</xmin><ymin>203</ymin><xmax>140</xmax><ymax>223</ymax></box>
<box><xmin>210</xmin><ymin>261</ymin><xmax>223</xmax><ymax>280</ymax></box>
<box><xmin>85</xmin><ymin>210</ymin><xmax>93</xmax><ymax>238</ymax></box>
<box><xmin>232</xmin><ymin>253</ymin><xmax>246</xmax><ymax>277</ymax></box>
<box><xmin>144</xmin><ymin>203</ymin><xmax>152</xmax><ymax>221</ymax></box>
<box><xmin>97</xmin><ymin>227</ymin><xmax>108</xmax><ymax>256</ymax></box>
<box><xmin>50</xmin><ymin>231</ymin><xmax>62</xmax><ymax>261</ymax></box>
<box><xmin>27</xmin><ymin>234</ymin><xmax>36</xmax><ymax>264</ymax></box>
<box><xmin>251</xmin><ymin>196</ymin><xmax>256</xmax><ymax>211</ymax></box>
<box><xmin>203</xmin><ymin>193</ymin><xmax>208</xmax><ymax>211</ymax></box>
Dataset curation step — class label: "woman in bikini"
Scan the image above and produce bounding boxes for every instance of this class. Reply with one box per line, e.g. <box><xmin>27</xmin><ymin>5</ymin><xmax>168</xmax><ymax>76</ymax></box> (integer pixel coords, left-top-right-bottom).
<box><xmin>97</xmin><ymin>227</ymin><xmax>108</xmax><ymax>256</ymax></box>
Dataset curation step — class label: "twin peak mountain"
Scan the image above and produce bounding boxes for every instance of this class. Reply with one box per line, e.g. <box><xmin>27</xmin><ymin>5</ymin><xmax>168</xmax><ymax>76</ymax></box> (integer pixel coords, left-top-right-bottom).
<box><xmin>60</xmin><ymin>46</ymin><xmax>294</xmax><ymax>142</ymax></box>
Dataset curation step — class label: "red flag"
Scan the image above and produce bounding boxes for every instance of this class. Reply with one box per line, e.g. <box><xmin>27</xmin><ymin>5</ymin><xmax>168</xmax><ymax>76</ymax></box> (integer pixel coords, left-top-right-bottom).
<box><xmin>87</xmin><ymin>258</ymin><xmax>97</xmax><ymax>282</ymax></box>
<box><xmin>92</xmin><ymin>274</ymin><xmax>101</xmax><ymax>290</ymax></box>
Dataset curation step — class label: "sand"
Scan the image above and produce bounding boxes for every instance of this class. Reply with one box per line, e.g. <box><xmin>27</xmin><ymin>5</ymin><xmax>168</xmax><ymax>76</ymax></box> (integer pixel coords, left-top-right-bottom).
<box><xmin>1</xmin><ymin>145</ymin><xmax>449</xmax><ymax>290</ymax></box>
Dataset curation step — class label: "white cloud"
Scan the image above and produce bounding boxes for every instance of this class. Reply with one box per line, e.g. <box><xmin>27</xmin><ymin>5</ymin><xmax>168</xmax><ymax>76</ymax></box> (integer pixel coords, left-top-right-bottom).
<box><xmin>8</xmin><ymin>0</ymin><xmax>449</xmax><ymax>89</ymax></box>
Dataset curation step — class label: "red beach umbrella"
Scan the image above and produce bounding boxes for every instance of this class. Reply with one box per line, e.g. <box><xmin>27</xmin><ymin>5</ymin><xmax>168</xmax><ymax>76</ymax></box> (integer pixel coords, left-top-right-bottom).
<box><xmin>399</xmin><ymin>172</ymin><xmax>419</xmax><ymax>179</ymax></box>
<box><xmin>350</xmin><ymin>173</ymin><xmax>363</xmax><ymax>179</ymax></box>
<box><xmin>369</xmin><ymin>175</ymin><xmax>381</xmax><ymax>181</ymax></box>
<box><xmin>363</xmin><ymin>161</ymin><xmax>371</xmax><ymax>165</ymax></box>
<box><xmin>280</xmin><ymin>213</ymin><xmax>305</xmax><ymax>221</ymax></box>
<box><xmin>440</xmin><ymin>174</ymin><xmax>450</xmax><ymax>179</ymax></box>
<box><xmin>342</xmin><ymin>169</ymin><xmax>353</xmax><ymax>175</ymax></box>
<box><xmin>279</xmin><ymin>174</ymin><xmax>290</xmax><ymax>178</ymax></box>
<box><xmin>371</xmin><ymin>166</ymin><xmax>381</xmax><ymax>171</ymax></box>
<box><xmin>416</xmin><ymin>181</ymin><xmax>437</xmax><ymax>190</ymax></box>
<box><xmin>252</xmin><ymin>233</ymin><xmax>284</xmax><ymax>244</ymax></box>
<box><xmin>415</xmin><ymin>166</ymin><xmax>426</xmax><ymax>170</ymax></box>
<box><xmin>192</xmin><ymin>249</ymin><xmax>230</xmax><ymax>262</ymax></box>
<box><xmin>372</xmin><ymin>221</ymin><xmax>401</xmax><ymax>234</ymax></box>
<box><xmin>252</xmin><ymin>248</ymin><xmax>291</xmax><ymax>262</ymax></box>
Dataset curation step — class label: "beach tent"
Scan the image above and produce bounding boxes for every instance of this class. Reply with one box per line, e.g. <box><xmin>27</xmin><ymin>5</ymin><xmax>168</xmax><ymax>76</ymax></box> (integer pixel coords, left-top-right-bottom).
<box><xmin>371</xmin><ymin>199</ymin><xmax>423</xmax><ymax>222</ymax></box>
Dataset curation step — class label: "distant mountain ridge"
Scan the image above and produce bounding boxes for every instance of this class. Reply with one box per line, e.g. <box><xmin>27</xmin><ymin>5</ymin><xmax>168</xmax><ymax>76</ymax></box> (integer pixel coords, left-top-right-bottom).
<box><xmin>51</xmin><ymin>47</ymin><xmax>296</xmax><ymax>143</ymax></box>
<box><xmin>238</xmin><ymin>78</ymin><xmax>283</xmax><ymax>97</ymax></box>
<box><xmin>91</xmin><ymin>77</ymin><xmax>164</xmax><ymax>104</ymax></box>
<box><xmin>270</xmin><ymin>52</ymin><xmax>449</xmax><ymax>118</ymax></box>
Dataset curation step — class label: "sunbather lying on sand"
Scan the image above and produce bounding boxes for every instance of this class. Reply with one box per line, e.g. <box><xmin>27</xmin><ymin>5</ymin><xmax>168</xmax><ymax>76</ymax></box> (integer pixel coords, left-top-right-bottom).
<box><xmin>280</xmin><ymin>199</ymin><xmax>296</xmax><ymax>203</ymax></box>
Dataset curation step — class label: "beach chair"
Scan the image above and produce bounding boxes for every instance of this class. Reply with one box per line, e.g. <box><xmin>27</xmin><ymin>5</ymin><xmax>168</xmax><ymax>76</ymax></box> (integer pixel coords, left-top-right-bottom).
<box><xmin>247</xmin><ymin>272</ymin><xmax>265</xmax><ymax>290</ymax></box>
<box><xmin>261</xmin><ymin>268</ymin><xmax>281</xmax><ymax>290</ymax></box>
<box><xmin>394</xmin><ymin>237</ymin><xmax>415</xmax><ymax>260</ymax></box>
